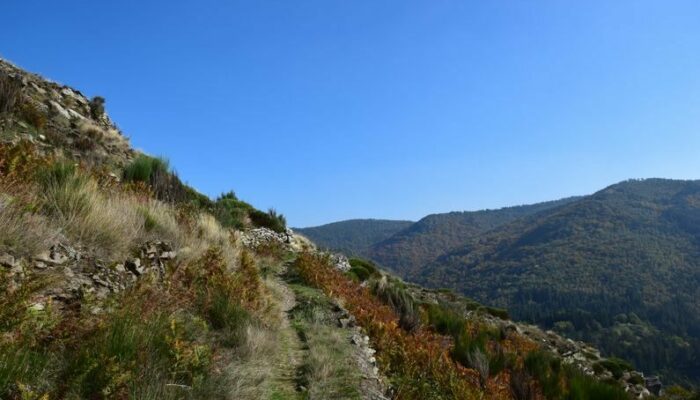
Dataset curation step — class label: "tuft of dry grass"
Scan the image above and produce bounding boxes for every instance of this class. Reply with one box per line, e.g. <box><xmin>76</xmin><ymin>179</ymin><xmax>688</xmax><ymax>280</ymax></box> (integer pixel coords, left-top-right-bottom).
<box><xmin>177</xmin><ymin>213</ymin><xmax>240</xmax><ymax>270</ymax></box>
<box><xmin>39</xmin><ymin>165</ymin><xmax>145</xmax><ymax>260</ymax></box>
<box><xmin>223</xmin><ymin>323</ymin><xmax>279</xmax><ymax>400</ymax></box>
<box><xmin>0</xmin><ymin>193</ymin><xmax>58</xmax><ymax>257</ymax></box>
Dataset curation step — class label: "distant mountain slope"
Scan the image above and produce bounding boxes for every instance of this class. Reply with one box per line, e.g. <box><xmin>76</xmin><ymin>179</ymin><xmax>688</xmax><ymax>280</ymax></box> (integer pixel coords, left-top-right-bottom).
<box><xmin>368</xmin><ymin>197</ymin><xmax>580</xmax><ymax>276</ymax></box>
<box><xmin>295</xmin><ymin>219</ymin><xmax>413</xmax><ymax>255</ymax></box>
<box><xmin>414</xmin><ymin>179</ymin><xmax>700</xmax><ymax>385</ymax></box>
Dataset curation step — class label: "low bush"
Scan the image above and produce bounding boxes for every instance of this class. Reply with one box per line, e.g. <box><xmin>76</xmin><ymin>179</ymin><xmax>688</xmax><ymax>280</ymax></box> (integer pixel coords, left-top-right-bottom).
<box><xmin>123</xmin><ymin>154</ymin><xmax>170</xmax><ymax>183</ymax></box>
<box><xmin>89</xmin><ymin>96</ymin><xmax>105</xmax><ymax>119</ymax></box>
<box><xmin>347</xmin><ymin>258</ymin><xmax>379</xmax><ymax>282</ymax></box>
<box><xmin>213</xmin><ymin>191</ymin><xmax>252</xmax><ymax>230</ymax></box>
<box><xmin>248</xmin><ymin>208</ymin><xmax>286</xmax><ymax>233</ymax></box>
<box><xmin>207</xmin><ymin>289</ymin><xmax>251</xmax><ymax>347</ymax></box>
<box><xmin>481</xmin><ymin>306</ymin><xmax>509</xmax><ymax>320</ymax></box>
<box><xmin>0</xmin><ymin>74</ymin><xmax>21</xmax><ymax>114</ymax></box>
<box><xmin>425</xmin><ymin>303</ymin><xmax>465</xmax><ymax>337</ymax></box>
<box><xmin>595</xmin><ymin>357</ymin><xmax>634</xmax><ymax>379</ymax></box>
<box><xmin>510</xmin><ymin>370</ymin><xmax>535</xmax><ymax>400</ymax></box>
<box><xmin>566</xmin><ymin>370</ymin><xmax>629</xmax><ymax>400</ymax></box>
<box><xmin>524</xmin><ymin>350</ymin><xmax>563</xmax><ymax>399</ymax></box>
<box><xmin>19</xmin><ymin>101</ymin><xmax>46</xmax><ymax>129</ymax></box>
<box><xmin>370</xmin><ymin>277</ymin><xmax>420</xmax><ymax>332</ymax></box>
<box><xmin>123</xmin><ymin>154</ymin><xmax>214</xmax><ymax>206</ymax></box>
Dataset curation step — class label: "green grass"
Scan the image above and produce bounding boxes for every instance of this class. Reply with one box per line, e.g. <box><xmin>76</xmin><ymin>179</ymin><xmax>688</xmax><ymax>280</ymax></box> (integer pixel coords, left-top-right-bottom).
<box><xmin>290</xmin><ymin>285</ymin><xmax>362</xmax><ymax>400</ymax></box>
<box><xmin>207</xmin><ymin>289</ymin><xmax>251</xmax><ymax>348</ymax></box>
<box><xmin>566</xmin><ymin>370</ymin><xmax>629</xmax><ymax>400</ymax></box>
<box><xmin>347</xmin><ymin>258</ymin><xmax>379</xmax><ymax>282</ymax></box>
<box><xmin>123</xmin><ymin>154</ymin><xmax>170</xmax><ymax>183</ymax></box>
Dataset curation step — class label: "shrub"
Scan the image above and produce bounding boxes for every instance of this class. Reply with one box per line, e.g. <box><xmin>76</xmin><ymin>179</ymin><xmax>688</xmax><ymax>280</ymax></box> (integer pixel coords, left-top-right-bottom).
<box><xmin>348</xmin><ymin>258</ymin><xmax>379</xmax><ymax>282</ymax></box>
<box><xmin>481</xmin><ymin>306</ymin><xmax>510</xmax><ymax>320</ymax></box>
<box><xmin>248</xmin><ymin>208</ymin><xmax>286</xmax><ymax>233</ymax></box>
<box><xmin>467</xmin><ymin>348</ymin><xmax>489</xmax><ymax>388</ymax></box>
<box><xmin>370</xmin><ymin>277</ymin><xmax>420</xmax><ymax>332</ymax></box>
<box><xmin>596</xmin><ymin>357</ymin><xmax>634</xmax><ymax>379</ymax></box>
<box><xmin>19</xmin><ymin>101</ymin><xmax>46</xmax><ymax>129</ymax></box>
<box><xmin>123</xmin><ymin>154</ymin><xmax>210</xmax><ymax>205</ymax></box>
<box><xmin>524</xmin><ymin>350</ymin><xmax>563</xmax><ymax>399</ymax></box>
<box><xmin>510</xmin><ymin>370</ymin><xmax>536</xmax><ymax>400</ymax></box>
<box><xmin>0</xmin><ymin>74</ymin><xmax>21</xmax><ymax>114</ymax></box>
<box><xmin>425</xmin><ymin>303</ymin><xmax>465</xmax><ymax>337</ymax></box>
<box><xmin>213</xmin><ymin>191</ymin><xmax>252</xmax><ymax>230</ymax></box>
<box><xmin>123</xmin><ymin>154</ymin><xmax>170</xmax><ymax>183</ymax></box>
<box><xmin>566</xmin><ymin>371</ymin><xmax>628</xmax><ymax>400</ymax></box>
<box><xmin>207</xmin><ymin>289</ymin><xmax>250</xmax><ymax>347</ymax></box>
<box><xmin>89</xmin><ymin>96</ymin><xmax>105</xmax><ymax>119</ymax></box>
<box><xmin>488</xmin><ymin>343</ymin><xmax>510</xmax><ymax>376</ymax></box>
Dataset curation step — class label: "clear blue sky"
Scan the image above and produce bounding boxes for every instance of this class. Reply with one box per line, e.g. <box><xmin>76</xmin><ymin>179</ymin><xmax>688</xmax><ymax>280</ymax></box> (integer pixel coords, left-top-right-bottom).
<box><xmin>2</xmin><ymin>1</ymin><xmax>699</xmax><ymax>227</ymax></box>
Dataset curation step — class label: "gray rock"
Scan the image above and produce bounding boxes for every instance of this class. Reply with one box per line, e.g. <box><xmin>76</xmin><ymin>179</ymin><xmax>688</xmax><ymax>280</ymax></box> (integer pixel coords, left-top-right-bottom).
<box><xmin>339</xmin><ymin>315</ymin><xmax>356</xmax><ymax>328</ymax></box>
<box><xmin>67</xmin><ymin>108</ymin><xmax>86</xmax><ymax>120</ymax></box>
<box><xmin>49</xmin><ymin>100</ymin><xmax>71</xmax><ymax>119</ymax></box>
<box><xmin>125</xmin><ymin>258</ymin><xmax>144</xmax><ymax>276</ymax></box>
<box><xmin>0</xmin><ymin>253</ymin><xmax>17</xmax><ymax>268</ymax></box>
<box><xmin>644</xmin><ymin>376</ymin><xmax>662</xmax><ymax>396</ymax></box>
<box><xmin>331</xmin><ymin>253</ymin><xmax>351</xmax><ymax>272</ymax></box>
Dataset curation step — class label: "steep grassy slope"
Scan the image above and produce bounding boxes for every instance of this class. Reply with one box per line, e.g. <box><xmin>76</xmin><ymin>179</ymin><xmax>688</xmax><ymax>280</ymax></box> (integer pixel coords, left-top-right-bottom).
<box><xmin>415</xmin><ymin>179</ymin><xmax>700</xmax><ymax>385</ymax></box>
<box><xmin>368</xmin><ymin>198</ymin><xmax>579</xmax><ymax>276</ymax></box>
<box><xmin>295</xmin><ymin>219</ymin><xmax>413</xmax><ymax>256</ymax></box>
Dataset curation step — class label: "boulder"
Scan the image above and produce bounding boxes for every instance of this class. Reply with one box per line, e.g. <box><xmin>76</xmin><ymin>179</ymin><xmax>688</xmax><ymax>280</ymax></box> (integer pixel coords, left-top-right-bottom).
<box><xmin>644</xmin><ymin>376</ymin><xmax>662</xmax><ymax>396</ymax></box>
<box><xmin>0</xmin><ymin>253</ymin><xmax>17</xmax><ymax>268</ymax></box>
<box><xmin>331</xmin><ymin>253</ymin><xmax>351</xmax><ymax>272</ymax></box>
<box><xmin>125</xmin><ymin>258</ymin><xmax>144</xmax><ymax>276</ymax></box>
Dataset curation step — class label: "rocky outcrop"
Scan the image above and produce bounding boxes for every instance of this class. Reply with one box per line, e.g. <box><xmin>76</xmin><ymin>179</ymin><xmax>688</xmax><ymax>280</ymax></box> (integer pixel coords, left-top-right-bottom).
<box><xmin>0</xmin><ymin>58</ymin><xmax>133</xmax><ymax>167</ymax></box>
<box><xmin>1</xmin><ymin>240</ymin><xmax>177</xmax><ymax>314</ymax></box>
<box><xmin>330</xmin><ymin>253</ymin><xmax>352</xmax><ymax>272</ymax></box>
<box><xmin>241</xmin><ymin>227</ymin><xmax>316</xmax><ymax>253</ymax></box>
<box><xmin>241</xmin><ymin>227</ymin><xmax>289</xmax><ymax>249</ymax></box>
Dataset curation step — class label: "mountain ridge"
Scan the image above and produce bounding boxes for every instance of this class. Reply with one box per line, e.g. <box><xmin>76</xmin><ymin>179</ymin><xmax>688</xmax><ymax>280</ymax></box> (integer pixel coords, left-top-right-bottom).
<box><xmin>303</xmin><ymin>178</ymin><xmax>700</xmax><ymax>386</ymax></box>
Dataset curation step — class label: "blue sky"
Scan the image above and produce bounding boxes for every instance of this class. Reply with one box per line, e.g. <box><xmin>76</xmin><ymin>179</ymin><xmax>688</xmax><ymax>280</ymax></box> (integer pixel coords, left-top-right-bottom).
<box><xmin>2</xmin><ymin>1</ymin><xmax>699</xmax><ymax>227</ymax></box>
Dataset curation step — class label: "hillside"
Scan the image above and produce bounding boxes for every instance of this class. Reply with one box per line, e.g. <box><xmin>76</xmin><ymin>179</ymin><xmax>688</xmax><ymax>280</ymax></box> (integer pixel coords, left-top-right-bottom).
<box><xmin>295</xmin><ymin>219</ymin><xmax>413</xmax><ymax>256</ymax></box>
<box><xmin>307</xmin><ymin>180</ymin><xmax>700</xmax><ymax>387</ymax></box>
<box><xmin>413</xmin><ymin>179</ymin><xmax>700</xmax><ymax>386</ymax></box>
<box><xmin>1</xmin><ymin>59</ymin><xmax>696</xmax><ymax>400</ymax></box>
<box><xmin>367</xmin><ymin>198</ymin><xmax>580</xmax><ymax>277</ymax></box>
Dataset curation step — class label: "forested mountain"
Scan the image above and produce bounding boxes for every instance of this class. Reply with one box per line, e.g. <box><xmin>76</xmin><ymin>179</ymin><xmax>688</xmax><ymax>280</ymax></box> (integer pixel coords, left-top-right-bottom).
<box><xmin>308</xmin><ymin>179</ymin><xmax>700</xmax><ymax>386</ymax></box>
<box><xmin>367</xmin><ymin>197</ymin><xmax>580</xmax><ymax>276</ymax></box>
<box><xmin>295</xmin><ymin>219</ymin><xmax>413</xmax><ymax>255</ymax></box>
<box><xmin>410</xmin><ymin>179</ymin><xmax>700</xmax><ymax>385</ymax></box>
